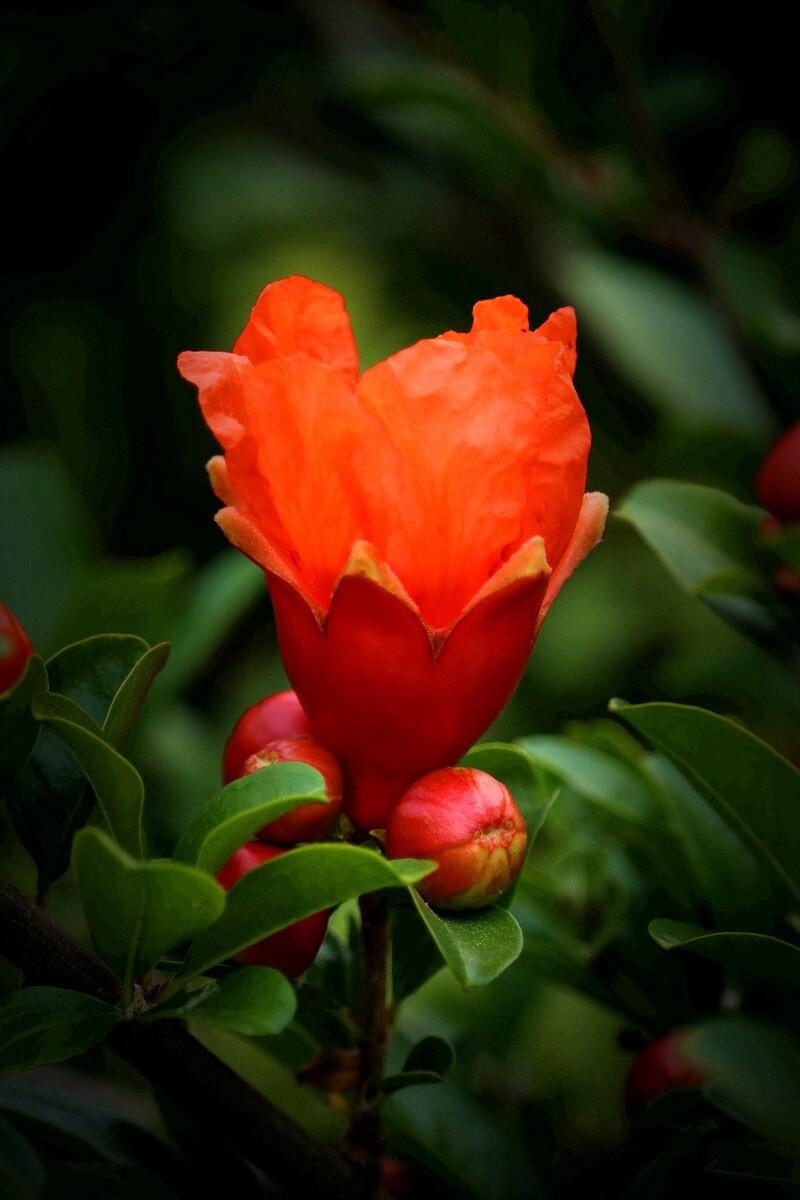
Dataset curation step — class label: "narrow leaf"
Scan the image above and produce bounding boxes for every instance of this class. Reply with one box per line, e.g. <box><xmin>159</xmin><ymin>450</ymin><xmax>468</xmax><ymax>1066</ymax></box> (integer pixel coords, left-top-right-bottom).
<box><xmin>650</xmin><ymin>919</ymin><xmax>800</xmax><ymax>992</ymax></box>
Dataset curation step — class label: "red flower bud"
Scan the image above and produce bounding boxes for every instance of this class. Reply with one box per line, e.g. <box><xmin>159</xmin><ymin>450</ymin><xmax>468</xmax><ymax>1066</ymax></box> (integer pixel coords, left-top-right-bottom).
<box><xmin>215</xmin><ymin>842</ymin><xmax>330</xmax><ymax>977</ymax></box>
<box><xmin>180</xmin><ymin>278</ymin><xmax>607</xmax><ymax>829</ymax></box>
<box><xmin>380</xmin><ymin>1157</ymin><xmax>414</xmax><ymax>1198</ymax></box>
<box><xmin>243</xmin><ymin>736</ymin><xmax>343</xmax><ymax>844</ymax></box>
<box><xmin>626</xmin><ymin>1031</ymin><xmax>707</xmax><ymax>1111</ymax></box>
<box><xmin>756</xmin><ymin>420</ymin><xmax>800</xmax><ymax>524</ymax></box>
<box><xmin>223</xmin><ymin>690</ymin><xmax>312</xmax><ymax>784</ymax></box>
<box><xmin>0</xmin><ymin>602</ymin><xmax>34</xmax><ymax>693</ymax></box>
<box><xmin>386</xmin><ymin>767</ymin><xmax>527</xmax><ymax>909</ymax></box>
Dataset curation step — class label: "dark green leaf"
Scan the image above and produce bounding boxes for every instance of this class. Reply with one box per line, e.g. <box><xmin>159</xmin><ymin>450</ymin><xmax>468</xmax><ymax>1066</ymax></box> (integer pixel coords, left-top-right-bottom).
<box><xmin>0</xmin><ymin>655</ymin><xmax>47</xmax><ymax>789</ymax></box>
<box><xmin>0</xmin><ymin>1114</ymin><xmax>46</xmax><ymax>1200</ymax></box>
<box><xmin>380</xmin><ymin>1035</ymin><xmax>455</xmax><ymax>1094</ymax></box>
<box><xmin>33</xmin><ymin>692</ymin><xmax>144</xmax><ymax>856</ymax></box>
<box><xmin>171</xmin><ymin>846</ymin><xmax>433</xmax><ymax>990</ymax></box>
<box><xmin>409</xmin><ymin>890</ymin><xmax>523</xmax><ymax>988</ymax></box>
<box><xmin>611</xmin><ymin>700</ymin><xmax>800</xmax><ymax>902</ymax></box>
<box><xmin>650</xmin><ymin>919</ymin><xmax>800</xmax><ymax>992</ymax></box>
<box><xmin>103</xmin><ymin>643</ymin><xmax>170</xmax><ymax>747</ymax></box>
<box><xmin>392</xmin><ymin>901</ymin><xmax>445</xmax><ymax>1002</ymax></box>
<box><xmin>46</xmin><ymin>635</ymin><xmax>149</xmax><ymax>729</ymax></box>
<box><xmin>152</xmin><ymin>967</ymin><xmax>296</xmax><ymax>1036</ymax></box>
<box><xmin>0</xmin><ymin>988</ymin><xmax>119</xmax><ymax>1076</ymax></box>
<box><xmin>518</xmin><ymin>736</ymin><xmax>657</xmax><ymax>823</ymax></box>
<box><xmin>173</xmin><ymin>763</ymin><xmax>326</xmax><ymax>874</ymax></box>
<box><xmin>73</xmin><ymin>828</ymin><xmax>225</xmax><ymax>991</ymax></box>
<box><xmin>683</xmin><ymin>1017</ymin><xmax>800</xmax><ymax>1147</ymax></box>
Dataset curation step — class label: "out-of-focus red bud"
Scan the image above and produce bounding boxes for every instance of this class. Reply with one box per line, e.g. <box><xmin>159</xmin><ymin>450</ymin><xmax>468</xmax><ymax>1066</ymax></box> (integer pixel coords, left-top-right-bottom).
<box><xmin>756</xmin><ymin>420</ymin><xmax>800</xmax><ymax>524</ymax></box>
<box><xmin>243</xmin><ymin>736</ymin><xmax>343</xmax><ymax>844</ymax></box>
<box><xmin>626</xmin><ymin>1030</ymin><xmax>707</xmax><ymax>1112</ymax></box>
<box><xmin>380</xmin><ymin>1156</ymin><xmax>415</xmax><ymax>1198</ymax></box>
<box><xmin>223</xmin><ymin>690</ymin><xmax>312</xmax><ymax>784</ymax></box>
<box><xmin>0</xmin><ymin>602</ymin><xmax>34</xmax><ymax>693</ymax></box>
<box><xmin>215</xmin><ymin>842</ymin><xmax>329</xmax><ymax>977</ymax></box>
<box><xmin>386</xmin><ymin>767</ymin><xmax>527</xmax><ymax>909</ymax></box>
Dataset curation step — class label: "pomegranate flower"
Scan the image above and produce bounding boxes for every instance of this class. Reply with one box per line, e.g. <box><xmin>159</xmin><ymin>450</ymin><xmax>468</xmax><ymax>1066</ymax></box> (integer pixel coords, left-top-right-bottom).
<box><xmin>179</xmin><ymin>277</ymin><xmax>607</xmax><ymax>829</ymax></box>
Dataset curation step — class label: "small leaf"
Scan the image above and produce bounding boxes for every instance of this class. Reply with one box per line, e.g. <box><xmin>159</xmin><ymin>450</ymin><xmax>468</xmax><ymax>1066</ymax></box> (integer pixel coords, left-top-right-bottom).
<box><xmin>683</xmin><ymin>1017</ymin><xmax>800</xmax><ymax>1147</ymax></box>
<box><xmin>172</xmin><ymin>845</ymin><xmax>433</xmax><ymax>989</ymax></box>
<box><xmin>33</xmin><ymin>692</ymin><xmax>145</xmax><ymax>857</ymax></box>
<box><xmin>381</xmin><ymin>1035</ymin><xmax>455</xmax><ymax>1094</ymax></box>
<box><xmin>0</xmin><ymin>988</ymin><xmax>119</xmax><ymax>1076</ymax></box>
<box><xmin>649</xmin><ymin>919</ymin><xmax>800</xmax><ymax>992</ymax></box>
<box><xmin>0</xmin><ymin>655</ymin><xmax>47</xmax><ymax>788</ymax></box>
<box><xmin>518</xmin><ymin>735</ymin><xmax>657</xmax><ymax>823</ymax></box>
<box><xmin>103</xmin><ymin>642</ymin><xmax>170</xmax><ymax>747</ymax></box>
<box><xmin>611</xmin><ymin>700</ymin><xmax>800</xmax><ymax>902</ymax></box>
<box><xmin>73</xmin><ymin>828</ymin><xmax>225</xmax><ymax>991</ymax></box>
<box><xmin>173</xmin><ymin>764</ymin><xmax>326</xmax><ymax>874</ymax></box>
<box><xmin>152</xmin><ymin>967</ymin><xmax>296</xmax><ymax>1036</ymax></box>
<box><xmin>409</xmin><ymin>890</ymin><xmax>523</xmax><ymax>988</ymax></box>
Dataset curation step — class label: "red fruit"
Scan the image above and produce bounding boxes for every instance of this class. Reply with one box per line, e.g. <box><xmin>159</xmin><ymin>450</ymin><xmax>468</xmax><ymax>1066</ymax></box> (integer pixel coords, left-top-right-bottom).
<box><xmin>386</xmin><ymin>767</ymin><xmax>527</xmax><ymax>909</ymax></box>
<box><xmin>626</xmin><ymin>1031</ymin><xmax>707</xmax><ymax>1111</ymax></box>
<box><xmin>380</xmin><ymin>1157</ymin><xmax>414</xmax><ymax>1198</ymax></box>
<box><xmin>223</xmin><ymin>690</ymin><xmax>312</xmax><ymax>783</ymax></box>
<box><xmin>244</xmin><ymin>736</ymin><xmax>343</xmax><ymax>844</ymax></box>
<box><xmin>756</xmin><ymin>420</ymin><xmax>800</xmax><ymax>524</ymax></box>
<box><xmin>0</xmin><ymin>603</ymin><xmax>34</xmax><ymax>693</ymax></box>
<box><xmin>216</xmin><ymin>842</ymin><xmax>329</xmax><ymax>977</ymax></box>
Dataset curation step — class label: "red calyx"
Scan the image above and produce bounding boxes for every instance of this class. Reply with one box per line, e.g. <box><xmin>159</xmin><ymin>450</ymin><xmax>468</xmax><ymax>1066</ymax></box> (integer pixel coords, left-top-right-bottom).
<box><xmin>626</xmin><ymin>1031</ymin><xmax>707</xmax><ymax>1111</ymax></box>
<box><xmin>0</xmin><ymin>602</ymin><xmax>34</xmax><ymax>694</ymax></box>
<box><xmin>243</xmin><ymin>736</ymin><xmax>343</xmax><ymax>844</ymax></box>
<box><xmin>386</xmin><ymin>767</ymin><xmax>527</xmax><ymax>909</ymax></box>
<box><xmin>216</xmin><ymin>842</ymin><xmax>330</xmax><ymax>977</ymax></box>
<box><xmin>222</xmin><ymin>690</ymin><xmax>312</xmax><ymax>784</ymax></box>
<box><xmin>756</xmin><ymin>420</ymin><xmax>800</xmax><ymax>524</ymax></box>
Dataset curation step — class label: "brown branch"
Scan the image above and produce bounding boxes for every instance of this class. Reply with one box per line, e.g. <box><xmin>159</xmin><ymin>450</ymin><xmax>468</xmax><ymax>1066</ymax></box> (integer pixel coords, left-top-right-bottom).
<box><xmin>0</xmin><ymin>876</ymin><xmax>367</xmax><ymax>1200</ymax></box>
<box><xmin>346</xmin><ymin>893</ymin><xmax>392</xmax><ymax>1193</ymax></box>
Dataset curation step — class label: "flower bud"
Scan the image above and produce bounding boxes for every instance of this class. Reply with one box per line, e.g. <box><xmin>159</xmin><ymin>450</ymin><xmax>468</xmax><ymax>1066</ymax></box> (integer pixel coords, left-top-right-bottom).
<box><xmin>216</xmin><ymin>842</ymin><xmax>330</xmax><ymax>977</ymax></box>
<box><xmin>386</xmin><ymin>767</ymin><xmax>527</xmax><ymax>909</ymax></box>
<box><xmin>223</xmin><ymin>690</ymin><xmax>312</xmax><ymax>784</ymax></box>
<box><xmin>626</xmin><ymin>1031</ymin><xmax>707</xmax><ymax>1111</ymax></box>
<box><xmin>0</xmin><ymin>602</ymin><xmax>34</xmax><ymax>693</ymax></box>
<box><xmin>244</xmin><ymin>736</ymin><xmax>343</xmax><ymax>844</ymax></box>
<box><xmin>756</xmin><ymin>420</ymin><xmax>800</xmax><ymax>524</ymax></box>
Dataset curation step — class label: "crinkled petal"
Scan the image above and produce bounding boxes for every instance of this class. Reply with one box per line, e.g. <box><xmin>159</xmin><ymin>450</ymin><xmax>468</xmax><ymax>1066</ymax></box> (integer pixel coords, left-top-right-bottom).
<box><xmin>535</xmin><ymin>491</ymin><xmax>609</xmax><ymax>633</ymax></box>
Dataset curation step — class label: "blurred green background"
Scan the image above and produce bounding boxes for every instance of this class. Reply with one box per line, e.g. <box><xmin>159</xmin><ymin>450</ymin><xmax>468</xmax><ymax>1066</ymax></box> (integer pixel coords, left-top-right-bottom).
<box><xmin>2</xmin><ymin>1</ymin><xmax>799</xmax><ymax>1192</ymax></box>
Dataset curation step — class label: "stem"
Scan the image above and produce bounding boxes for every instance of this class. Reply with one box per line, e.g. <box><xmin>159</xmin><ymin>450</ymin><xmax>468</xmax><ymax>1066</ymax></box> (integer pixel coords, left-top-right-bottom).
<box><xmin>347</xmin><ymin>892</ymin><xmax>392</xmax><ymax>1188</ymax></box>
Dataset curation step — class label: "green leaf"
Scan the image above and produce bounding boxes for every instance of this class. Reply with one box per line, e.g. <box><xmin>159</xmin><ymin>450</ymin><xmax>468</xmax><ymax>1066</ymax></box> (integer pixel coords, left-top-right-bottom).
<box><xmin>380</xmin><ymin>1035</ymin><xmax>455</xmax><ymax>1094</ymax></box>
<box><xmin>73</xmin><ymin>828</ymin><xmax>225</xmax><ymax>992</ymax></box>
<box><xmin>611</xmin><ymin>700</ymin><xmax>800</xmax><ymax>902</ymax></box>
<box><xmin>46</xmin><ymin>635</ymin><xmax>149</xmax><ymax>730</ymax></box>
<box><xmin>555</xmin><ymin>245</ymin><xmax>772</xmax><ymax>439</ymax></box>
<box><xmin>0</xmin><ymin>656</ymin><xmax>47</xmax><ymax>788</ymax></box>
<box><xmin>0</xmin><ymin>988</ymin><xmax>119</xmax><ymax>1076</ymax></box>
<box><xmin>173</xmin><ymin>764</ymin><xmax>327</xmax><ymax>874</ymax></box>
<box><xmin>461</xmin><ymin>742</ymin><xmax>555</xmax><ymax>836</ymax></box>
<box><xmin>152</xmin><ymin>967</ymin><xmax>296</xmax><ymax>1036</ymax></box>
<box><xmin>683</xmin><ymin>1017</ymin><xmax>800</xmax><ymax>1147</ymax></box>
<box><xmin>33</xmin><ymin>692</ymin><xmax>144</xmax><ymax>857</ymax></box>
<box><xmin>616</xmin><ymin>480</ymin><xmax>773</xmax><ymax>637</ymax></box>
<box><xmin>649</xmin><ymin>920</ymin><xmax>800</xmax><ymax>992</ymax></box>
<box><xmin>103</xmin><ymin>643</ymin><xmax>170</xmax><ymax>747</ymax></box>
<box><xmin>172</xmin><ymin>845</ymin><xmax>433</xmax><ymax>989</ymax></box>
<box><xmin>517</xmin><ymin>736</ymin><xmax>657</xmax><ymax>823</ymax></box>
<box><xmin>409</xmin><ymin>890</ymin><xmax>523</xmax><ymax>988</ymax></box>
<box><xmin>0</xmin><ymin>1114</ymin><xmax>46</xmax><ymax>1200</ymax></box>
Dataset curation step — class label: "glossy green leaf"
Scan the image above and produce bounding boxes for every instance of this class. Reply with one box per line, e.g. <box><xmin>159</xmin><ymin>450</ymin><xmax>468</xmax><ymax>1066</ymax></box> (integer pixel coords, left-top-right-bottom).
<box><xmin>409</xmin><ymin>890</ymin><xmax>523</xmax><ymax>988</ymax></box>
<box><xmin>650</xmin><ymin>919</ymin><xmax>800</xmax><ymax>992</ymax></box>
<box><xmin>517</xmin><ymin>736</ymin><xmax>657</xmax><ymax>823</ymax></box>
<box><xmin>616</xmin><ymin>480</ymin><xmax>772</xmax><ymax>636</ymax></box>
<box><xmin>461</xmin><ymin>742</ymin><xmax>556</xmax><ymax>836</ymax></box>
<box><xmin>73</xmin><ymin>828</ymin><xmax>226</xmax><ymax>991</ymax></box>
<box><xmin>103</xmin><ymin>642</ymin><xmax>170</xmax><ymax>746</ymax></box>
<box><xmin>683</xmin><ymin>1018</ymin><xmax>800</xmax><ymax>1147</ymax></box>
<box><xmin>0</xmin><ymin>1114</ymin><xmax>46</xmax><ymax>1200</ymax></box>
<box><xmin>153</xmin><ymin>967</ymin><xmax>296</xmax><ymax>1036</ymax></box>
<box><xmin>0</xmin><ymin>656</ymin><xmax>47</xmax><ymax>787</ymax></box>
<box><xmin>611</xmin><ymin>700</ymin><xmax>800</xmax><ymax>901</ymax></box>
<box><xmin>0</xmin><ymin>988</ymin><xmax>119</xmax><ymax>1076</ymax></box>
<box><xmin>173</xmin><ymin>763</ymin><xmax>326</xmax><ymax>874</ymax></box>
<box><xmin>556</xmin><ymin>245</ymin><xmax>772</xmax><ymax>438</ymax></box>
<box><xmin>381</xmin><ymin>1035</ymin><xmax>455</xmax><ymax>1094</ymax></box>
<box><xmin>33</xmin><ymin>692</ymin><xmax>144</xmax><ymax>857</ymax></box>
<box><xmin>172</xmin><ymin>845</ymin><xmax>434</xmax><ymax>989</ymax></box>
<box><xmin>46</xmin><ymin>635</ymin><xmax>149</xmax><ymax>729</ymax></box>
